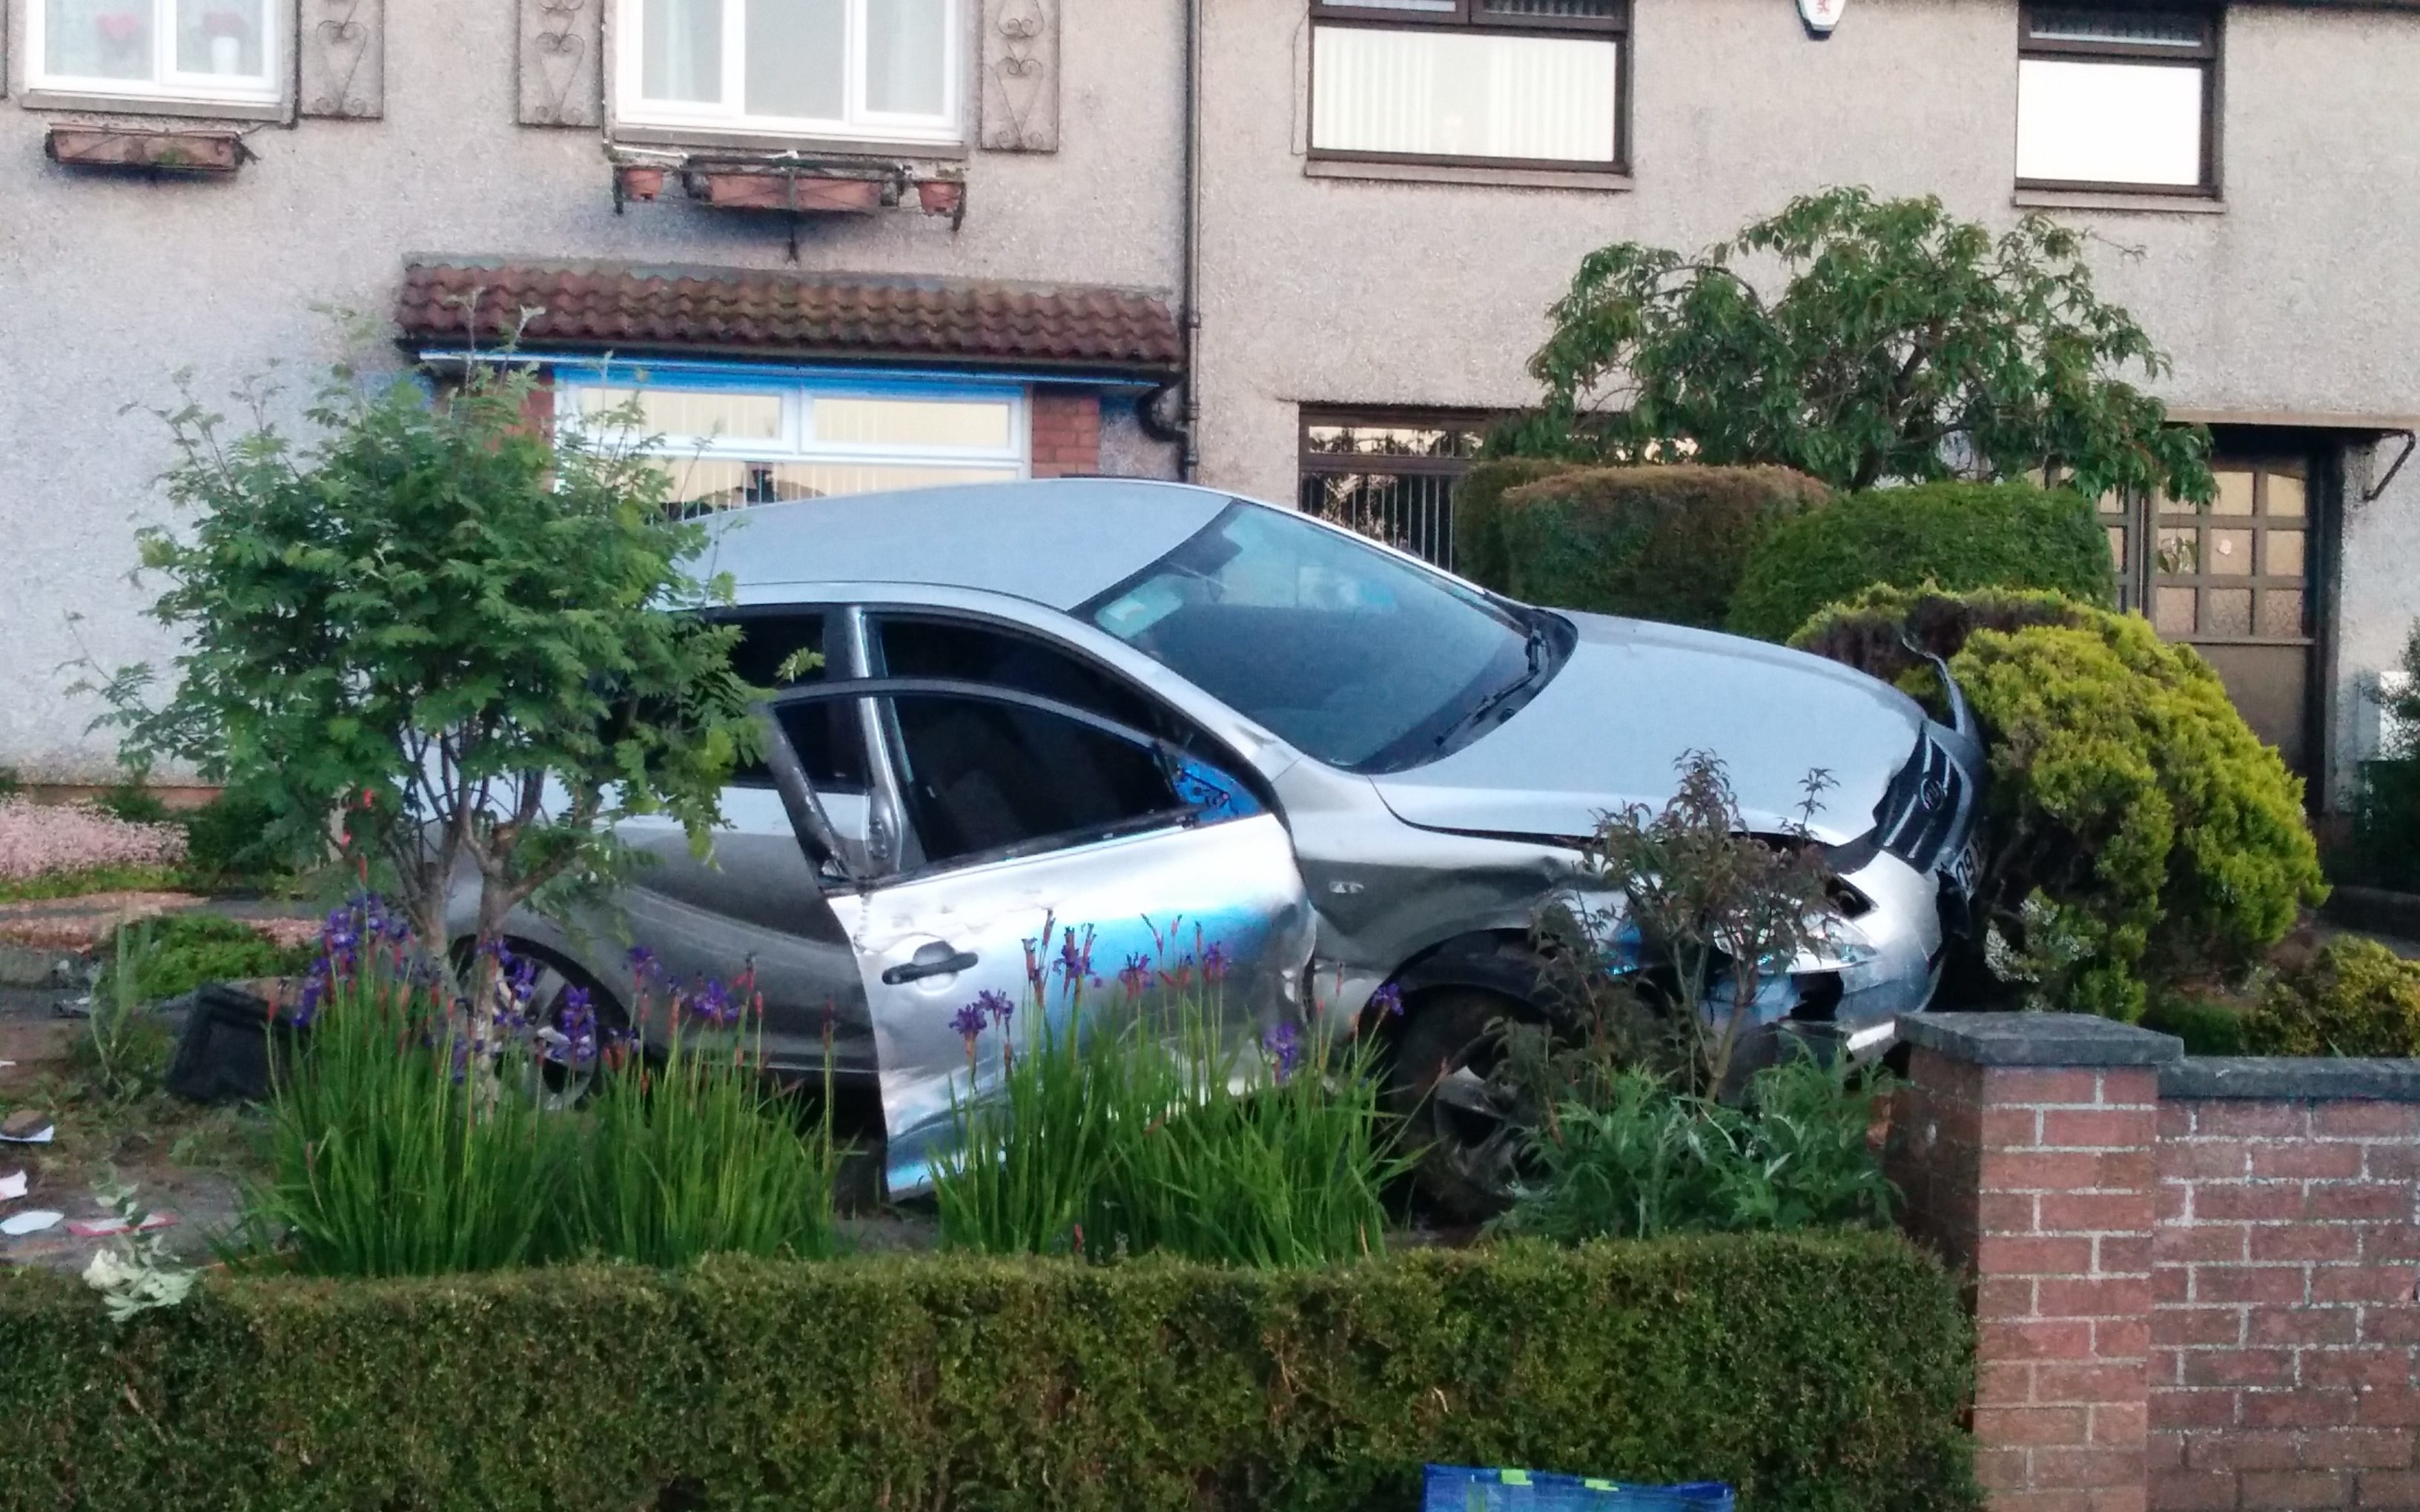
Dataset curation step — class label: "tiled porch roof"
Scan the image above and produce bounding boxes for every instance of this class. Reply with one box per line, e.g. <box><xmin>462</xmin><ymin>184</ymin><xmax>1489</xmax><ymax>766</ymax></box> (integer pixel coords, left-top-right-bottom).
<box><xmin>396</xmin><ymin>259</ymin><xmax>1183</xmax><ymax>377</ymax></box>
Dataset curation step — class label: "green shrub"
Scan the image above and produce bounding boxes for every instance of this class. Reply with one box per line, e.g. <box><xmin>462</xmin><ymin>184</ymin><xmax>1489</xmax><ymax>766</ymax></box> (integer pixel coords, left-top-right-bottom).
<box><xmin>1793</xmin><ymin>586</ymin><xmax>2326</xmax><ymax>1021</ymax></box>
<box><xmin>94</xmin><ymin>776</ymin><xmax>173</xmax><ymax>826</ymax></box>
<box><xmin>2345</xmin><ymin>620</ymin><xmax>2420</xmax><ymax>889</ymax></box>
<box><xmin>2244</xmin><ymin>937</ymin><xmax>2420</xmax><ymax>1057</ymax></box>
<box><xmin>179</xmin><ymin>787</ymin><xmax>313</xmax><ymax>886</ymax></box>
<box><xmin>1728</xmin><ymin>482</ymin><xmax>2115</xmax><ymax>643</ymax></box>
<box><xmin>94</xmin><ymin>914</ymin><xmax>313</xmax><ymax>1004</ymax></box>
<box><xmin>0</xmin><ymin>1234</ymin><xmax>1976</xmax><ymax>1512</ymax></box>
<box><xmin>1498</xmin><ymin>1058</ymin><xmax>1896</xmax><ymax>1244</ymax></box>
<box><xmin>1494</xmin><ymin>465</ymin><xmax>1831</xmax><ymax>629</ymax></box>
<box><xmin>2139</xmin><ymin>995</ymin><xmax>2252</xmax><ymax>1056</ymax></box>
<box><xmin>1451</xmin><ymin>457</ymin><xmax>1575</xmax><ymax>591</ymax></box>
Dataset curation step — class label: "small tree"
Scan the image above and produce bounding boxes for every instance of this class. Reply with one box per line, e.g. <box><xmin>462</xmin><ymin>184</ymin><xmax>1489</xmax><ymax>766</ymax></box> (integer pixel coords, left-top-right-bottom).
<box><xmin>97</xmin><ymin>348</ymin><xmax>756</xmax><ymax>1027</ymax></box>
<box><xmin>1501</xmin><ymin>187</ymin><xmax>2215</xmax><ymax>503</ymax></box>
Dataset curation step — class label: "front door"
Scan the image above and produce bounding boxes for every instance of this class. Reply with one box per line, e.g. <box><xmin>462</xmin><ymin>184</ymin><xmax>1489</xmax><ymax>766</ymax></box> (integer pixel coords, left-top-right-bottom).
<box><xmin>756</xmin><ymin>679</ymin><xmax>1316</xmax><ymax>1198</ymax></box>
<box><xmin>2101</xmin><ymin>454</ymin><xmax>2319</xmax><ymax>775</ymax></box>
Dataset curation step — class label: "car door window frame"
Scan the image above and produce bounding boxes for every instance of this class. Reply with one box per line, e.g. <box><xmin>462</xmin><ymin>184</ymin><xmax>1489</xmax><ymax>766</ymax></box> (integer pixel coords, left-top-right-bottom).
<box><xmin>756</xmin><ymin>678</ymin><xmax>1252</xmax><ymax>888</ymax></box>
<box><xmin>860</xmin><ymin>605</ymin><xmax>1281</xmax><ymax>817</ymax></box>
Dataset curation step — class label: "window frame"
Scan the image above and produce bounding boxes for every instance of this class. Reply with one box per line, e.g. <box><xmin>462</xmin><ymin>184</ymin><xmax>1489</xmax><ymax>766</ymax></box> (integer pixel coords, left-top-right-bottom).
<box><xmin>26</xmin><ymin>0</ymin><xmax>285</xmax><ymax>109</ymax></box>
<box><xmin>2014</xmin><ymin>2</ymin><xmax>2221</xmax><ymax>198</ymax></box>
<box><xmin>1305</xmin><ymin>0</ymin><xmax>1632</xmax><ymax>174</ymax></box>
<box><xmin>1297</xmin><ymin>406</ymin><xmax>1494</xmax><ymax>571</ymax></box>
<box><xmin>611</xmin><ymin>0</ymin><xmax>967</xmax><ymax>147</ymax></box>
<box><xmin>553</xmin><ymin>369</ymin><xmax>1031</xmax><ymax>513</ymax></box>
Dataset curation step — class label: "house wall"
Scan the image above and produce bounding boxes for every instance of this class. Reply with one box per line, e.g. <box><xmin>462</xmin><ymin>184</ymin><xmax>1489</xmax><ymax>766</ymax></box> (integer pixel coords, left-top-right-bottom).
<box><xmin>0</xmin><ymin>0</ymin><xmax>1186</xmax><ymax>783</ymax></box>
<box><xmin>1</xmin><ymin>0</ymin><xmax>2416</xmax><ymax>795</ymax></box>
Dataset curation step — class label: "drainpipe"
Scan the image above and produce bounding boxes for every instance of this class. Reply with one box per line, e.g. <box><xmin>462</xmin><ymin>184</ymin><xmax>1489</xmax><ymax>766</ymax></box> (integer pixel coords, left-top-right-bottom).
<box><xmin>1177</xmin><ymin>0</ymin><xmax>1203</xmax><ymax>481</ymax></box>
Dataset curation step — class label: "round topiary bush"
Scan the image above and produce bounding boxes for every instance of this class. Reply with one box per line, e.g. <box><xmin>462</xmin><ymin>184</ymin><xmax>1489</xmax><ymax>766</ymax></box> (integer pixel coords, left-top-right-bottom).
<box><xmin>1792</xmin><ymin>585</ymin><xmax>2327</xmax><ymax>1021</ymax></box>
<box><xmin>1493</xmin><ymin>465</ymin><xmax>1833</xmax><ymax>629</ymax></box>
<box><xmin>2244</xmin><ymin>936</ymin><xmax>2420</xmax><ymax>1057</ymax></box>
<box><xmin>1728</xmin><ymin>482</ymin><xmax>2115</xmax><ymax>643</ymax></box>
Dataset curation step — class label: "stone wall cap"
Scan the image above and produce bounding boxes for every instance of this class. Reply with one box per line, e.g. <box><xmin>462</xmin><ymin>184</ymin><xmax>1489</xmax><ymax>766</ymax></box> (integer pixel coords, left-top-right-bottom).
<box><xmin>2162</xmin><ymin>1056</ymin><xmax>2420</xmax><ymax>1102</ymax></box>
<box><xmin>1896</xmin><ymin>1012</ymin><xmax>2185</xmax><ymax>1067</ymax></box>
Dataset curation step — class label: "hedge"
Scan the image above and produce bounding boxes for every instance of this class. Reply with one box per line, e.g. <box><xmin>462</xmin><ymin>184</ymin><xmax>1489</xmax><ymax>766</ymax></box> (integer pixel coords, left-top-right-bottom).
<box><xmin>0</xmin><ymin>1234</ymin><xmax>1976</xmax><ymax>1512</ymax></box>
<box><xmin>1452</xmin><ymin>457</ymin><xmax>1575</xmax><ymax>592</ymax></box>
<box><xmin>1728</xmin><ymin>482</ymin><xmax>2115</xmax><ymax>644</ymax></box>
<box><xmin>1495</xmin><ymin>465</ymin><xmax>1832</xmax><ymax>629</ymax></box>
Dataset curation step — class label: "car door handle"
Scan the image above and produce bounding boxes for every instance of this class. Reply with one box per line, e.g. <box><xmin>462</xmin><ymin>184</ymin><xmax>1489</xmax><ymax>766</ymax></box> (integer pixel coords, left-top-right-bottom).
<box><xmin>882</xmin><ymin>949</ymin><xmax>979</xmax><ymax>986</ymax></box>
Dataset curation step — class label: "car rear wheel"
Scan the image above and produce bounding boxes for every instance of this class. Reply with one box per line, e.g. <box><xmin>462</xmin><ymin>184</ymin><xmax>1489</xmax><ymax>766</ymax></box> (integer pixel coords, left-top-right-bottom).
<box><xmin>1385</xmin><ymin>986</ymin><xmax>1545</xmax><ymax>1224</ymax></box>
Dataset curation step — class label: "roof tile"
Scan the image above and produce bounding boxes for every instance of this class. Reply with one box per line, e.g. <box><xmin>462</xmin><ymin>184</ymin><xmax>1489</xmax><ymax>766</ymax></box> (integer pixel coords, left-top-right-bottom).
<box><xmin>395</xmin><ymin>259</ymin><xmax>1181</xmax><ymax>375</ymax></box>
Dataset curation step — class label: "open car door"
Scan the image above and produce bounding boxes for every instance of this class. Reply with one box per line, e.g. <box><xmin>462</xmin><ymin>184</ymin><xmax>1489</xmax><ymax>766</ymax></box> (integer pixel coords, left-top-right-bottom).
<box><xmin>754</xmin><ymin>678</ymin><xmax>1315</xmax><ymax>1197</ymax></box>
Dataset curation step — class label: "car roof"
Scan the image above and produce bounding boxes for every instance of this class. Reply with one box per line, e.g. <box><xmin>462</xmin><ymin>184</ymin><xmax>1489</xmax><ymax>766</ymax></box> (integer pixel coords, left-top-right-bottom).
<box><xmin>690</xmin><ymin>477</ymin><xmax>1238</xmax><ymax>613</ymax></box>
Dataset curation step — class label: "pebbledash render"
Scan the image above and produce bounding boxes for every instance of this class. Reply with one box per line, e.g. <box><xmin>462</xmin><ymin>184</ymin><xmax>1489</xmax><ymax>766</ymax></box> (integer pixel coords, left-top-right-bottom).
<box><xmin>2</xmin><ymin>0</ymin><xmax>2419</xmax><ymax>809</ymax></box>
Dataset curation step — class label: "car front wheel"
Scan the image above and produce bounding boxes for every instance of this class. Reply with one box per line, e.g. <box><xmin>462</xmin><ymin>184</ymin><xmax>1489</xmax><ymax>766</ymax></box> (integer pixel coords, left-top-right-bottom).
<box><xmin>1384</xmin><ymin>986</ymin><xmax>1544</xmax><ymax>1224</ymax></box>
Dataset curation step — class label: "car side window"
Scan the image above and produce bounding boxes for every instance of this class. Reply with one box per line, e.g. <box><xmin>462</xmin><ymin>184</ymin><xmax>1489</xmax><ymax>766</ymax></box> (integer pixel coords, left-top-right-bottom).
<box><xmin>720</xmin><ymin>611</ymin><xmax>869</xmax><ymax>793</ymax></box>
<box><xmin>870</xmin><ymin>614</ymin><xmax>1171</xmax><ymax>737</ymax></box>
<box><xmin>884</xmin><ymin>692</ymin><xmax>1190</xmax><ymax>868</ymax></box>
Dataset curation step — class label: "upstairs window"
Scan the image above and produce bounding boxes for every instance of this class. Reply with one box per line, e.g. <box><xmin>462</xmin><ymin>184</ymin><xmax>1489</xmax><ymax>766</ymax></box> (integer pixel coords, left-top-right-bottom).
<box><xmin>1309</xmin><ymin>0</ymin><xmax>1627</xmax><ymax>170</ymax></box>
<box><xmin>30</xmin><ymin>0</ymin><xmax>282</xmax><ymax>105</ymax></box>
<box><xmin>2017</xmin><ymin>5</ymin><xmax>2218</xmax><ymax>193</ymax></box>
<box><xmin>615</xmin><ymin>0</ymin><xmax>962</xmax><ymax>145</ymax></box>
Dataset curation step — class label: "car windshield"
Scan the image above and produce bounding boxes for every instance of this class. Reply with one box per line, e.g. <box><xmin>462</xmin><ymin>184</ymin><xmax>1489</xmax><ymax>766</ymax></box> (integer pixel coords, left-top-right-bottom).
<box><xmin>1078</xmin><ymin>501</ymin><xmax>1538</xmax><ymax>772</ymax></box>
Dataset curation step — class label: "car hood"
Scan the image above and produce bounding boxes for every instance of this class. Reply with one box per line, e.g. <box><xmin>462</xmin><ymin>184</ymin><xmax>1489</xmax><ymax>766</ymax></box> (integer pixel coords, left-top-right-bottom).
<box><xmin>1370</xmin><ymin>611</ymin><xmax>1927</xmax><ymax>846</ymax></box>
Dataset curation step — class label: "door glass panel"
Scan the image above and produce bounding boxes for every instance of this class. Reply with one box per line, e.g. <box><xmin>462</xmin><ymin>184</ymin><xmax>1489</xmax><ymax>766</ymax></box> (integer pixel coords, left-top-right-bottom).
<box><xmin>2212</xmin><ymin>469</ymin><xmax>2255</xmax><ymax>515</ymax></box>
<box><xmin>2268</xmin><ymin>473</ymin><xmax>2307</xmax><ymax>519</ymax></box>
<box><xmin>2267</xmin><ymin>530</ymin><xmax>2306</xmax><ymax>579</ymax></box>
<box><xmin>2207</xmin><ymin>528</ymin><xmax>2252</xmax><ymax>575</ymax></box>
<box><xmin>876</xmin><ymin>615</ymin><xmax>1168</xmax><ymax>735</ymax></box>
<box><xmin>2154</xmin><ymin>586</ymin><xmax>2197</xmax><ymax>635</ymax></box>
<box><xmin>2260</xmin><ymin>589</ymin><xmax>2304</xmax><ymax>638</ymax></box>
<box><xmin>2205</xmin><ymin>588</ymin><xmax>2252</xmax><ymax>637</ymax></box>
<box><xmin>888</xmin><ymin>694</ymin><xmax>1183</xmax><ymax>866</ymax></box>
<box><xmin>2157</xmin><ymin>528</ymin><xmax>2198</xmax><ymax>574</ymax></box>
<box><xmin>746</xmin><ymin>0</ymin><xmax>844</xmax><ymax>119</ymax></box>
<box><xmin>642</xmin><ymin>0</ymin><xmax>723</xmax><ymax>102</ymax></box>
<box><xmin>2106</xmin><ymin>525</ymin><xmax>2128</xmax><ymax>571</ymax></box>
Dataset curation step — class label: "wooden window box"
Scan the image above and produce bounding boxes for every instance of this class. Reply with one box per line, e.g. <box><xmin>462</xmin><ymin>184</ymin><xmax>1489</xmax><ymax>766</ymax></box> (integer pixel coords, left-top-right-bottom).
<box><xmin>44</xmin><ymin>124</ymin><xmax>245</xmax><ymax>176</ymax></box>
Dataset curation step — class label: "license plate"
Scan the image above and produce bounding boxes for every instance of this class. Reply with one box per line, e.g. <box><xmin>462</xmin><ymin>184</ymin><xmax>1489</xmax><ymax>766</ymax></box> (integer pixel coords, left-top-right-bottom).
<box><xmin>1947</xmin><ymin>836</ymin><xmax>1983</xmax><ymax>897</ymax></box>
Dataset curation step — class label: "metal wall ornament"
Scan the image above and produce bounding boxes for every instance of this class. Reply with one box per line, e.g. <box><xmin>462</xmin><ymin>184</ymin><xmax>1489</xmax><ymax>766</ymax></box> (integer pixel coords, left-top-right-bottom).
<box><xmin>300</xmin><ymin>0</ymin><xmax>385</xmax><ymax>119</ymax></box>
<box><xmin>520</xmin><ymin>0</ymin><xmax>604</xmax><ymax>127</ymax></box>
<box><xmin>980</xmin><ymin>0</ymin><xmax>1059</xmax><ymax>153</ymax></box>
<box><xmin>1798</xmin><ymin>0</ymin><xmax>1846</xmax><ymax>38</ymax></box>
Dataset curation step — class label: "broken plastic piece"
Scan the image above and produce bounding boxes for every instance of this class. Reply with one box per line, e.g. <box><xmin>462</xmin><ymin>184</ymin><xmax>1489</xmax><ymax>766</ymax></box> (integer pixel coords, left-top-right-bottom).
<box><xmin>0</xmin><ymin>1210</ymin><xmax>62</xmax><ymax>1236</ymax></box>
<box><xmin>66</xmin><ymin>1213</ymin><xmax>176</xmax><ymax>1239</ymax></box>
<box><xmin>0</xmin><ymin>1171</ymin><xmax>25</xmax><ymax>1202</ymax></box>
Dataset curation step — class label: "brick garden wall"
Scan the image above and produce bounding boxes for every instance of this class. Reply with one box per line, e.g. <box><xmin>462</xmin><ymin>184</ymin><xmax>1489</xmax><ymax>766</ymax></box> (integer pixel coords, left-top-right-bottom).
<box><xmin>1889</xmin><ymin>1017</ymin><xmax>2420</xmax><ymax>1512</ymax></box>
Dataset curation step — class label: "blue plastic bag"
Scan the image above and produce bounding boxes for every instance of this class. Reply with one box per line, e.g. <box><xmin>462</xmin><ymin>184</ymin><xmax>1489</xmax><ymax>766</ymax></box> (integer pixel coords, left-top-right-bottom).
<box><xmin>1424</xmin><ymin>1465</ymin><xmax>1735</xmax><ymax>1512</ymax></box>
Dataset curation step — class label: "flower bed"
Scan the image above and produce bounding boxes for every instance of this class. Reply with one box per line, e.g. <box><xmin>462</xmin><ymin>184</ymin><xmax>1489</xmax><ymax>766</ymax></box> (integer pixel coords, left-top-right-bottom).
<box><xmin>0</xmin><ymin>798</ymin><xmax>186</xmax><ymax>899</ymax></box>
<box><xmin>0</xmin><ymin>1233</ymin><xmax>1975</xmax><ymax>1512</ymax></box>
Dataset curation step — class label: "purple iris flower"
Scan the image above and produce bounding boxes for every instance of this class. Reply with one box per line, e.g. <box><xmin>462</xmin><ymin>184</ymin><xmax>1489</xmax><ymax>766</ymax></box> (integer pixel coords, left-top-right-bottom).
<box><xmin>949</xmin><ymin>1001</ymin><xmax>989</xmax><ymax>1046</ymax></box>
<box><xmin>626</xmin><ymin>945</ymin><xmax>658</xmax><ymax>981</ymax></box>
<box><xmin>293</xmin><ymin>977</ymin><xmax>323</xmax><ymax>1029</ymax></box>
<box><xmin>1117</xmin><ymin>953</ymin><xmax>1151</xmax><ymax>996</ymax></box>
<box><xmin>695</xmin><ymin>976</ymin><xmax>733</xmax><ymax>1027</ymax></box>
<box><xmin>1369</xmin><ymin>982</ymin><xmax>1405</xmax><ymax>1018</ymax></box>
<box><xmin>1261</xmin><ymin>1021</ymin><xmax>1303</xmax><ymax>1084</ymax></box>
<box><xmin>976</xmin><ymin>988</ymin><xmax>1014</xmax><ymax>1029</ymax></box>
<box><xmin>1201</xmin><ymin>942</ymin><xmax>1229</xmax><ymax>982</ymax></box>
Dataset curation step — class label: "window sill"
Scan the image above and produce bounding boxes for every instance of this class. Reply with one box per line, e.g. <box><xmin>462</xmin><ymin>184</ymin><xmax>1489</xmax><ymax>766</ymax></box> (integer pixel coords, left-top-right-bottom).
<box><xmin>1304</xmin><ymin>157</ymin><xmax>1632</xmax><ymax>192</ymax></box>
<box><xmin>611</xmin><ymin>122</ymin><xmax>968</xmax><ymax>162</ymax></box>
<box><xmin>20</xmin><ymin>87</ymin><xmax>286</xmax><ymax>123</ymax></box>
<box><xmin>2011</xmin><ymin>187</ymin><xmax>2225</xmax><ymax>216</ymax></box>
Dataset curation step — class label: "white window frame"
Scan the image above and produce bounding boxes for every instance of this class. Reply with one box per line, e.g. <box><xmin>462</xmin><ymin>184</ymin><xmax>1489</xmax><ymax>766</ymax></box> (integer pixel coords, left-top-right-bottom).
<box><xmin>612</xmin><ymin>0</ymin><xmax>965</xmax><ymax>146</ymax></box>
<box><xmin>556</xmin><ymin>372</ymin><xmax>1030</xmax><ymax>509</ymax></box>
<box><xmin>27</xmin><ymin>0</ymin><xmax>285</xmax><ymax>107</ymax></box>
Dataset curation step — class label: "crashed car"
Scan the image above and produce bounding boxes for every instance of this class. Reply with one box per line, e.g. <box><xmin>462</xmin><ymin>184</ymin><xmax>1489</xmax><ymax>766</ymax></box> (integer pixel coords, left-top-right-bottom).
<box><xmin>458</xmin><ymin>478</ymin><xmax>1983</xmax><ymax>1211</ymax></box>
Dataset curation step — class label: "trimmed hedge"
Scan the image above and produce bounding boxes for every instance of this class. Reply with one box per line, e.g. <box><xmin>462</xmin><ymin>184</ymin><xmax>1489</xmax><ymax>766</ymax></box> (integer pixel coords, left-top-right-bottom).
<box><xmin>1452</xmin><ymin>457</ymin><xmax>1576</xmax><ymax>592</ymax></box>
<box><xmin>0</xmin><ymin>1235</ymin><xmax>1976</xmax><ymax>1512</ymax></box>
<box><xmin>1728</xmin><ymin>482</ymin><xmax>2115</xmax><ymax>643</ymax></box>
<box><xmin>1494</xmin><ymin>465</ymin><xmax>1832</xmax><ymax>629</ymax></box>
<box><xmin>2246</xmin><ymin>936</ymin><xmax>2420</xmax><ymax>1057</ymax></box>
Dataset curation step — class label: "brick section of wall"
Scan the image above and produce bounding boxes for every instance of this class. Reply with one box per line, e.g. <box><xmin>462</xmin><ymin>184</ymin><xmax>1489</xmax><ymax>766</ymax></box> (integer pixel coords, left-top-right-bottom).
<box><xmin>1890</xmin><ymin>1045</ymin><xmax>2159</xmax><ymax>1512</ymax></box>
<box><xmin>2149</xmin><ymin>1098</ymin><xmax>2420</xmax><ymax>1512</ymax></box>
<box><xmin>1892</xmin><ymin>1018</ymin><xmax>2420</xmax><ymax>1512</ymax></box>
<box><xmin>1030</xmin><ymin>388</ymin><xmax>1100</xmax><ymax>477</ymax></box>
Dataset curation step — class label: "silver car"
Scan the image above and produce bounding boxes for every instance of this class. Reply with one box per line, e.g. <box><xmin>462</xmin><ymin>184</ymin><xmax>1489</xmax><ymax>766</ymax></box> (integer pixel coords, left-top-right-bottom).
<box><xmin>469</xmin><ymin>478</ymin><xmax>1984</xmax><ymax>1211</ymax></box>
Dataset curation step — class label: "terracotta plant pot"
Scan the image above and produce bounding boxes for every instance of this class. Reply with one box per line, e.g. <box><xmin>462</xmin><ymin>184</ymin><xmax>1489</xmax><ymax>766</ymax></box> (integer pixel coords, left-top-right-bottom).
<box><xmin>917</xmin><ymin>179</ymin><xmax>964</xmax><ymax>217</ymax></box>
<box><xmin>618</xmin><ymin>167</ymin><xmax>665</xmax><ymax>203</ymax></box>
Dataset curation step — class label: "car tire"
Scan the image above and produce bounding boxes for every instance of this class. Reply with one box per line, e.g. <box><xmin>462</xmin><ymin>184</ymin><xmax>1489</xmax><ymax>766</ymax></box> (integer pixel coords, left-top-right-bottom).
<box><xmin>1384</xmin><ymin>985</ymin><xmax>1546</xmax><ymax>1224</ymax></box>
<box><xmin>449</xmin><ymin>938</ymin><xmax>629</xmax><ymax>1107</ymax></box>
